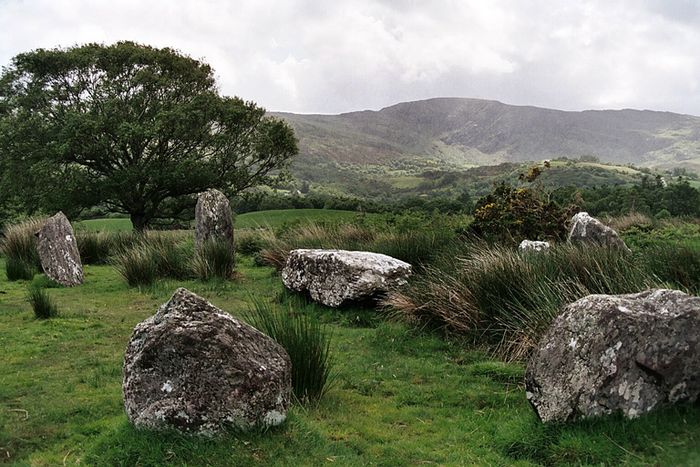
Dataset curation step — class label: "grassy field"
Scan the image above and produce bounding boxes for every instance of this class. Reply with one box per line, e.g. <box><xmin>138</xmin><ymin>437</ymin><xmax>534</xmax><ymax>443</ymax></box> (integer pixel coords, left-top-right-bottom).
<box><xmin>1</xmin><ymin>252</ymin><xmax>699</xmax><ymax>465</ymax></box>
<box><xmin>76</xmin><ymin>209</ymin><xmax>365</xmax><ymax>232</ymax></box>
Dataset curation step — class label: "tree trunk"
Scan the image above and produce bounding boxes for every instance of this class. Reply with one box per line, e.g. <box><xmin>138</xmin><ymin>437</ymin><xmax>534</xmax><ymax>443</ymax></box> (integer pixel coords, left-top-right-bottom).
<box><xmin>130</xmin><ymin>212</ymin><xmax>149</xmax><ymax>232</ymax></box>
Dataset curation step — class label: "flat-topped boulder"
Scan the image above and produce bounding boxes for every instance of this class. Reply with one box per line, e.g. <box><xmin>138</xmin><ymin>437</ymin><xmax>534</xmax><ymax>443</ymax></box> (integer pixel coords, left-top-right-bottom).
<box><xmin>282</xmin><ymin>249</ymin><xmax>412</xmax><ymax>307</ymax></box>
<box><xmin>123</xmin><ymin>288</ymin><xmax>292</xmax><ymax>436</ymax></box>
<box><xmin>567</xmin><ymin>212</ymin><xmax>629</xmax><ymax>251</ymax></box>
<box><xmin>526</xmin><ymin>289</ymin><xmax>700</xmax><ymax>423</ymax></box>
<box><xmin>194</xmin><ymin>188</ymin><xmax>234</xmax><ymax>251</ymax></box>
<box><xmin>35</xmin><ymin>212</ymin><xmax>83</xmax><ymax>286</ymax></box>
<box><xmin>518</xmin><ymin>240</ymin><xmax>550</xmax><ymax>253</ymax></box>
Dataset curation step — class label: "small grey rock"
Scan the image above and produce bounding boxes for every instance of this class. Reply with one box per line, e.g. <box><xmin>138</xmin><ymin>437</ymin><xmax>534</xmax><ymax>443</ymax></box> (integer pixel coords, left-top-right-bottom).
<box><xmin>526</xmin><ymin>289</ymin><xmax>700</xmax><ymax>423</ymax></box>
<box><xmin>282</xmin><ymin>249</ymin><xmax>412</xmax><ymax>307</ymax></box>
<box><xmin>123</xmin><ymin>288</ymin><xmax>292</xmax><ymax>435</ymax></box>
<box><xmin>567</xmin><ymin>212</ymin><xmax>630</xmax><ymax>251</ymax></box>
<box><xmin>518</xmin><ymin>240</ymin><xmax>550</xmax><ymax>253</ymax></box>
<box><xmin>35</xmin><ymin>212</ymin><xmax>83</xmax><ymax>286</ymax></box>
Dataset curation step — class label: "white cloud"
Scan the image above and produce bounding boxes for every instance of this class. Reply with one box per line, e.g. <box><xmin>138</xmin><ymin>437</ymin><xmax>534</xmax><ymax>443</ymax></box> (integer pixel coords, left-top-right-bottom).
<box><xmin>1</xmin><ymin>0</ymin><xmax>699</xmax><ymax>115</ymax></box>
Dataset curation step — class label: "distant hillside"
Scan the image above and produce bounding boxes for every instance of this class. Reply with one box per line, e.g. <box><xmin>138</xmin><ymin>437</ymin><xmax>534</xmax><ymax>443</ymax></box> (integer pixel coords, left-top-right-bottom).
<box><xmin>272</xmin><ymin>98</ymin><xmax>700</xmax><ymax>173</ymax></box>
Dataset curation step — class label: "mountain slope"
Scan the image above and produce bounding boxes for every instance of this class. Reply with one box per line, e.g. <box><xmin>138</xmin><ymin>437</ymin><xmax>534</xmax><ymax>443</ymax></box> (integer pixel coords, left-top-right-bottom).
<box><xmin>272</xmin><ymin>98</ymin><xmax>700</xmax><ymax>172</ymax></box>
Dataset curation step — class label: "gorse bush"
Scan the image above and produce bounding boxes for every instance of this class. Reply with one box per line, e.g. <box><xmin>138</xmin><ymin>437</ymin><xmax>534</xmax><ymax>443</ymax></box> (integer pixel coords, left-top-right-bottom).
<box><xmin>27</xmin><ymin>286</ymin><xmax>59</xmax><ymax>319</ymax></box>
<box><xmin>246</xmin><ymin>298</ymin><xmax>334</xmax><ymax>404</ymax></box>
<box><xmin>385</xmin><ymin>242</ymin><xmax>652</xmax><ymax>360</ymax></box>
<box><xmin>471</xmin><ymin>182</ymin><xmax>573</xmax><ymax>242</ymax></box>
<box><xmin>192</xmin><ymin>240</ymin><xmax>235</xmax><ymax>280</ymax></box>
<box><xmin>1</xmin><ymin>217</ymin><xmax>45</xmax><ymax>280</ymax></box>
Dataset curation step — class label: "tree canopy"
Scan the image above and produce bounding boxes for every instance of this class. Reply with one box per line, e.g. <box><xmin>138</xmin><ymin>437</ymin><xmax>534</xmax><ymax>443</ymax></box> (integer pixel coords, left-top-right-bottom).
<box><xmin>0</xmin><ymin>41</ymin><xmax>297</xmax><ymax>230</ymax></box>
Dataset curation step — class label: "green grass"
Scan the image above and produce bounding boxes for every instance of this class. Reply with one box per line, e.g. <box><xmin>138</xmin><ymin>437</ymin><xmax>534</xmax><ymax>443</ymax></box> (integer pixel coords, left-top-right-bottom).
<box><xmin>76</xmin><ymin>210</ymin><xmax>367</xmax><ymax>233</ymax></box>
<box><xmin>76</xmin><ymin>217</ymin><xmax>134</xmax><ymax>232</ymax></box>
<box><xmin>1</xmin><ymin>254</ymin><xmax>699</xmax><ymax>465</ymax></box>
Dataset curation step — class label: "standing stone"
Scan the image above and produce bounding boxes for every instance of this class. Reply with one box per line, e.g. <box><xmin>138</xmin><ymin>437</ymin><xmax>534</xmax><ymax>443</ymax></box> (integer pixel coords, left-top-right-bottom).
<box><xmin>526</xmin><ymin>289</ymin><xmax>700</xmax><ymax>423</ymax></box>
<box><xmin>282</xmin><ymin>249</ymin><xmax>412</xmax><ymax>307</ymax></box>
<box><xmin>518</xmin><ymin>240</ymin><xmax>550</xmax><ymax>253</ymax></box>
<box><xmin>35</xmin><ymin>212</ymin><xmax>83</xmax><ymax>286</ymax></box>
<box><xmin>123</xmin><ymin>288</ymin><xmax>292</xmax><ymax>436</ymax></box>
<box><xmin>567</xmin><ymin>212</ymin><xmax>630</xmax><ymax>251</ymax></box>
<box><xmin>194</xmin><ymin>189</ymin><xmax>234</xmax><ymax>251</ymax></box>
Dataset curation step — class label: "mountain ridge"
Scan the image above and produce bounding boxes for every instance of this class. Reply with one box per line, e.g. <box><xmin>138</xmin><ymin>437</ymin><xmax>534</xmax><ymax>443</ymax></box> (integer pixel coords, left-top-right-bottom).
<box><xmin>270</xmin><ymin>97</ymin><xmax>700</xmax><ymax>173</ymax></box>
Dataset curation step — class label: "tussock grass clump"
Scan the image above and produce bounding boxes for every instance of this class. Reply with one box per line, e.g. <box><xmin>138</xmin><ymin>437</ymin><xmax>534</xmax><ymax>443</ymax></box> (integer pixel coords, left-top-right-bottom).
<box><xmin>112</xmin><ymin>235</ymin><xmax>192</xmax><ymax>286</ymax></box>
<box><xmin>246</xmin><ymin>298</ymin><xmax>334</xmax><ymax>404</ymax></box>
<box><xmin>385</xmin><ymin>242</ymin><xmax>652</xmax><ymax>360</ymax></box>
<box><xmin>193</xmin><ymin>240</ymin><xmax>235</xmax><ymax>280</ymax></box>
<box><xmin>27</xmin><ymin>286</ymin><xmax>59</xmax><ymax>319</ymax></box>
<box><xmin>113</xmin><ymin>243</ymin><xmax>159</xmax><ymax>287</ymax></box>
<box><xmin>5</xmin><ymin>256</ymin><xmax>36</xmax><ymax>281</ymax></box>
<box><xmin>76</xmin><ymin>230</ymin><xmax>140</xmax><ymax>264</ymax></box>
<box><xmin>1</xmin><ymin>217</ymin><xmax>45</xmax><ymax>280</ymax></box>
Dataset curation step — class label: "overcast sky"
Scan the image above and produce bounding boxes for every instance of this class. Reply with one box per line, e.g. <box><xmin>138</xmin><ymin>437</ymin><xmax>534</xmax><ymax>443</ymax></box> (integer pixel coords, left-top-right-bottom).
<box><xmin>1</xmin><ymin>0</ymin><xmax>699</xmax><ymax>115</ymax></box>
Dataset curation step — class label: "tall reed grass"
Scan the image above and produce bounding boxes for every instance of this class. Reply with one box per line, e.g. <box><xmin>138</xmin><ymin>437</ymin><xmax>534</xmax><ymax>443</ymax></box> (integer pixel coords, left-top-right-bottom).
<box><xmin>385</xmin><ymin>243</ymin><xmax>653</xmax><ymax>360</ymax></box>
<box><xmin>1</xmin><ymin>217</ymin><xmax>45</xmax><ymax>280</ymax></box>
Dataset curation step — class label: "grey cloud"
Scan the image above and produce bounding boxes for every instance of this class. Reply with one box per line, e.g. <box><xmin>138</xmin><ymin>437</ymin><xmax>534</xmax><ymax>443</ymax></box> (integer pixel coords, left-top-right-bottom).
<box><xmin>0</xmin><ymin>0</ymin><xmax>698</xmax><ymax>116</ymax></box>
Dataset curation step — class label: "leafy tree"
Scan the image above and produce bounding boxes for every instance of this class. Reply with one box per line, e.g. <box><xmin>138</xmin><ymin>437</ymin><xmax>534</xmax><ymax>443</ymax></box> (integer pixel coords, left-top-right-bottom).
<box><xmin>0</xmin><ymin>42</ymin><xmax>297</xmax><ymax>230</ymax></box>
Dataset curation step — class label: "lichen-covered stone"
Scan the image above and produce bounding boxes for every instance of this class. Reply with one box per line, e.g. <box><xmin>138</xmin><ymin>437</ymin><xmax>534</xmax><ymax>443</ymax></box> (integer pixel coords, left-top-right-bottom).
<box><xmin>567</xmin><ymin>211</ymin><xmax>629</xmax><ymax>251</ymax></box>
<box><xmin>282</xmin><ymin>249</ymin><xmax>412</xmax><ymax>307</ymax></box>
<box><xmin>526</xmin><ymin>289</ymin><xmax>700</xmax><ymax>423</ymax></box>
<box><xmin>518</xmin><ymin>240</ymin><xmax>550</xmax><ymax>253</ymax></box>
<box><xmin>123</xmin><ymin>288</ymin><xmax>291</xmax><ymax>436</ymax></box>
<box><xmin>35</xmin><ymin>212</ymin><xmax>83</xmax><ymax>286</ymax></box>
<box><xmin>194</xmin><ymin>189</ymin><xmax>234</xmax><ymax>251</ymax></box>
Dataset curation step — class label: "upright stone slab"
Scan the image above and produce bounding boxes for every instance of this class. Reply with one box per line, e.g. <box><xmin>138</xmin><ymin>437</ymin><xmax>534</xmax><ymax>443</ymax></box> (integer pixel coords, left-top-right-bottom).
<box><xmin>35</xmin><ymin>212</ymin><xmax>83</xmax><ymax>286</ymax></box>
<box><xmin>194</xmin><ymin>189</ymin><xmax>234</xmax><ymax>251</ymax></box>
<box><xmin>567</xmin><ymin>212</ymin><xmax>629</xmax><ymax>251</ymax></box>
<box><xmin>526</xmin><ymin>289</ymin><xmax>700</xmax><ymax>423</ymax></box>
<box><xmin>282</xmin><ymin>249</ymin><xmax>412</xmax><ymax>307</ymax></box>
<box><xmin>123</xmin><ymin>288</ymin><xmax>292</xmax><ymax>436</ymax></box>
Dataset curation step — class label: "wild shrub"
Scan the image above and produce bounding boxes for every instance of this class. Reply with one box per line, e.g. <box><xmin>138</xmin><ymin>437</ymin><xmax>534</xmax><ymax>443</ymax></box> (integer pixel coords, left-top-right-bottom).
<box><xmin>471</xmin><ymin>182</ymin><xmax>572</xmax><ymax>242</ymax></box>
<box><xmin>27</xmin><ymin>286</ymin><xmax>59</xmax><ymax>319</ymax></box>
<box><xmin>246</xmin><ymin>298</ymin><xmax>334</xmax><ymax>404</ymax></box>
<box><xmin>385</xmin><ymin>242</ymin><xmax>652</xmax><ymax>360</ymax></box>
<box><xmin>1</xmin><ymin>217</ymin><xmax>45</xmax><ymax>279</ymax></box>
<box><xmin>192</xmin><ymin>240</ymin><xmax>235</xmax><ymax>280</ymax></box>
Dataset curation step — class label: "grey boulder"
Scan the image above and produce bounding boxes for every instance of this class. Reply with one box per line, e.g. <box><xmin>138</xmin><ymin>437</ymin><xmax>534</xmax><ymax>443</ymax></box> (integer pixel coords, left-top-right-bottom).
<box><xmin>526</xmin><ymin>289</ymin><xmax>700</xmax><ymax>423</ymax></box>
<box><xmin>194</xmin><ymin>189</ymin><xmax>234</xmax><ymax>251</ymax></box>
<box><xmin>35</xmin><ymin>212</ymin><xmax>83</xmax><ymax>286</ymax></box>
<box><xmin>282</xmin><ymin>249</ymin><xmax>412</xmax><ymax>307</ymax></box>
<box><xmin>123</xmin><ymin>288</ymin><xmax>292</xmax><ymax>435</ymax></box>
<box><xmin>567</xmin><ymin>211</ymin><xmax>630</xmax><ymax>251</ymax></box>
<box><xmin>518</xmin><ymin>240</ymin><xmax>550</xmax><ymax>253</ymax></box>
